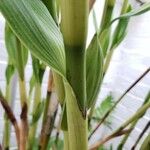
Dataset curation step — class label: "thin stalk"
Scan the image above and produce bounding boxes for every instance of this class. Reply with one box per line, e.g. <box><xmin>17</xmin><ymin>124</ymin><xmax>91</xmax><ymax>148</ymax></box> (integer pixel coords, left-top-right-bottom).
<box><xmin>88</xmin><ymin>0</ymin><xmax>115</xmax><ymax>125</ymax></box>
<box><xmin>118</xmin><ymin>91</ymin><xmax>150</xmax><ymax>149</ymax></box>
<box><xmin>16</xmin><ymin>38</ymin><xmax>28</xmax><ymax>106</ymax></box>
<box><xmin>17</xmin><ymin>43</ymin><xmax>28</xmax><ymax>150</ymax></box>
<box><xmin>103</xmin><ymin>0</ymin><xmax>129</xmax><ymax>74</ymax></box>
<box><xmin>99</xmin><ymin>0</ymin><xmax>115</xmax><ymax>32</ymax></box>
<box><xmin>89</xmin><ymin>0</ymin><xmax>96</xmax><ymax>11</ymax></box>
<box><xmin>3</xmin><ymin>83</ymin><xmax>11</xmax><ymax>150</ymax></box>
<box><xmin>118</xmin><ymin>120</ymin><xmax>138</xmax><ymax>150</ymax></box>
<box><xmin>131</xmin><ymin>120</ymin><xmax>150</xmax><ymax>150</ymax></box>
<box><xmin>39</xmin><ymin>72</ymin><xmax>59</xmax><ymax>150</ymax></box>
<box><xmin>20</xmin><ymin>102</ymin><xmax>28</xmax><ymax>150</ymax></box>
<box><xmin>0</xmin><ymin>95</ymin><xmax>20</xmax><ymax>149</ymax></box>
<box><xmin>39</xmin><ymin>71</ymin><xmax>53</xmax><ymax>150</ymax></box>
<box><xmin>90</xmin><ymin>100</ymin><xmax>150</xmax><ymax>149</ymax></box>
<box><xmin>136</xmin><ymin>0</ymin><xmax>145</xmax><ymax>5</ymax></box>
<box><xmin>89</xmin><ymin>68</ymin><xmax>150</xmax><ymax>140</ymax></box>
<box><xmin>19</xmin><ymin>78</ymin><xmax>27</xmax><ymax>107</ymax></box>
<box><xmin>28</xmin><ymin>82</ymin><xmax>41</xmax><ymax>150</ymax></box>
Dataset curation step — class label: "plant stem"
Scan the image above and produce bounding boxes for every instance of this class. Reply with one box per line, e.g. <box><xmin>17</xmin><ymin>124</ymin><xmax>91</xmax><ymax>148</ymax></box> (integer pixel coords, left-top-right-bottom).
<box><xmin>3</xmin><ymin>84</ymin><xmax>11</xmax><ymax>150</ymax></box>
<box><xmin>118</xmin><ymin>91</ymin><xmax>150</xmax><ymax>149</ymax></box>
<box><xmin>88</xmin><ymin>0</ymin><xmax>115</xmax><ymax>125</ymax></box>
<box><xmin>103</xmin><ymin>0</ymin><xmax>129</xmax><ymax>74</ymax></box>
<box><xmin>19</xmin><ymin>78</ymin><xmax>27</xmax><ymax>107</ymax></box>
<box><xmin>90</xmin><ymin>100</ymin><xmax>150</xmax><ymax>149</ymax></box>
<box><xmin>117</xmin><ymin>120</ymin><xmax>138</xmax><ymax>150</ymax></box>
<box><xmin>131</xmin><ymin>120</ymin><xmax>150</xmax><ymax>150</ymax></box>
<box><xmin>61</xmin><ymin>0</ymin><xmax>88</xmax><ymax>149</ymax></box>
<box><xmin>89</xmin><ymin>0</ymin><xmax>96</xmax><ymax>11</ymax></box>
<box><xmin>28</xmin><ymin>82</ymin><xmax>41</xmax><ymax>149</ymax></box>
<box><xmin>0</xmin><ymin>95</ymin><xmax>20</xmax><ymax>149</ymax></box>
<box><xmin>89</xmin><ymin>68</ymin><xmax>150</xmax><ymax>140</ymax></box>
<box><xmin>39</xmin><ymin>71</ymin><xmax>59</xmax><ymax>150</ymax></box>
<box><xmin>20</xmin><ymin>103</ymin><xmax>28</xmax><ymax>150</ymax></box>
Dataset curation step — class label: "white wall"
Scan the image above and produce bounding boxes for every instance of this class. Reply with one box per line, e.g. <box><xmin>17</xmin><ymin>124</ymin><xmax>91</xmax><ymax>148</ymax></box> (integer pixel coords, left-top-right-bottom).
<box><xmin>0</xmin><ymin>0</ymin><xmax>150</xmax><ymax>149</ymax></box>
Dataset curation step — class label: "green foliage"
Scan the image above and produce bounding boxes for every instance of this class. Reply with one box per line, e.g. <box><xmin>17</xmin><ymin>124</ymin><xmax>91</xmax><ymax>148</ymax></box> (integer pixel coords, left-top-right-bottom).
<box><xmin>31</xmin><ymin>101</ymin><xmax>45</xmax><ymax>125</ymax></box>
<box><xmin>5</xmin><ymin>64</ymin><xmax>15</xmax><ymax>85</ymax></box>
<box><xmin>98</xmin><ymin>144</ymin><xmax>113</xmax><ymax>150</ymax></box>
<box><xmin>31</xmin><ymin>55</ymin><xmax>46</xmax><ymax>84</ymax></box>
<box><xmin>47</xmin><ymin>138</ymin><xmax>64</xmax><ymax>150</ymax></box>
<box><xmin>0</xmin><ymin>0</ymin><xmax>66</xmax><ymax>77</ymax></box>
<box><xmin>32</xmin><ymin>137</ymin><xmax>64</xmax><ymax>150</ymax></box>
<box><xmin>110</xmin><ymin>2</ymin><xmax>150</xmax><ymax>25</ymax></box>
<box><xmin>5</xmin><ymin>23</ymin><xmax>28</xmax><ymax>80</ymax></box>
<box><xmin>93</xmin><ymin>95</ymin><xmax>114</xmax><ymax>127</ymax></box>
<box><xmin>86</xmin><ymin>34</ymin><xmax>103</xmax><ymax>108</ymax></box>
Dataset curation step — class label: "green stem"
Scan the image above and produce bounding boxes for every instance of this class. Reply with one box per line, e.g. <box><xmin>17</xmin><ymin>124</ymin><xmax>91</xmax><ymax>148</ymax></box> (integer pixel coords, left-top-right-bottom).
<box><xmin>19</xmin><ymin>78</ymin><xmax>27</xmax><ymax>107</ymax></box>
<box><xmin>100</xmin><ymin>0</ymin><xmax>115</xmax><ymax>32</ymax></box>
<box><xmin>28</xmin><ymin>82</ymin><xmax>41</xmax><ymax>150</ymax></box>
<box><xmin>90</xmin><ymin>100</ymin><xmax>150</xmax><ymax>149</ymax></box>
<box><xmin>61</xmin><ymin>0</ymin><xmax>88</xmax><ymax>149</ymax></box>
<box><xmin>118</xmin><ymin>91</ymin><xmax>150</xmax><ymax>149</ymax></box>
<box><xmin>131</xmin><ymin>120</ymin><xmax>150</xmax><ymax>150</ymax></box>
<box><xmin>89</xmin><ymin>68</ymin><xmax>150</xmax><ymax>140</ymax></box>
<box><xmin>3</xmin><ymin>84</ymin><xmax>11</xmax><ymax>150</ymax></box>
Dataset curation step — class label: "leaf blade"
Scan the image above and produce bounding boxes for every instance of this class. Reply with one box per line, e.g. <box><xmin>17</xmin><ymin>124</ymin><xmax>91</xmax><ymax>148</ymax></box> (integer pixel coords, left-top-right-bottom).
<box><xmin>0</xmin><ymin>0</ymin><xmax>66</xmax><ymax>77</ymax></box>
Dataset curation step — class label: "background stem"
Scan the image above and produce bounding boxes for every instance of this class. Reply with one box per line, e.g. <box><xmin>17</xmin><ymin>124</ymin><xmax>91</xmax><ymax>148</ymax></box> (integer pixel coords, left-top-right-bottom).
<box><xmin>3</xmin><ymin>84</ymin><xmax>11</xmax><ymax>150</ymax></box>
<box><xmin>28</xmin><ymin>82</ymin><xmax>41</xmax><ymax>149</ymax></box>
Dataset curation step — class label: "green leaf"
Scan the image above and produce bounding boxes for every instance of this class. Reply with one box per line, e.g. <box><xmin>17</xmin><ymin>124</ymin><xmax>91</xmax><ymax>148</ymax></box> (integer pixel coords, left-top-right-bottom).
<box><xmin>110</xmin><ymin>2</ymin><xmax>150</xmax><ymax>25</ymax></box>
<box><xmin>5</xmin><ymin>64</ymin><xmax>15</xmax><ymax>85</ymax></box>
<box><xmin>29</xmin><ymin>74</ymin><xmax>36</xmax><ymax>96</ymax></box>
<box><xmin>86</xmin><ymin>35</ymin><xmax>103</xmax><ymax>108</ymax></box>
<box><xmin>99</xmin><ymin>29</ymin><xmax>111</xmax><ymax>57</ymax></box>
<box><xmin>110</xmin><ymin>5</ymin><xmax>132</xmax><ymax>50</ymax></box>
<box><xmin>5</xmin><ymin>23</ymin><xmax>28</xmax><ymax>80</ymax></box>
<box><xmin>94</xmin><ymin>95</ymin><xmax>114</xmax><ymax>120</ymax></box>
<box><xmin>0</xmin><ymin>0</ymin><xmax>66</xmax><ymax>77</ymax></box>
<box><xmin>64</xmin><ymin>81</ymin><xmax>88</xmax><ymax>149</ymax></box>
<box><xmin>31</xmin><ymin>101</ymin><xmax>44</xmax><ymax>125</ymax></box>
<box><xmin>31</xmin><ymin>55</ymin><xmax>46</xmax><ymax>84</ymax></box>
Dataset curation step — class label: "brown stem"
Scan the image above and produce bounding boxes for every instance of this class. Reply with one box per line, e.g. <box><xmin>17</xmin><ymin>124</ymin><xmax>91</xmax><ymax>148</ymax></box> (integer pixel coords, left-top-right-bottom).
<box><xmin>136</xmin><ymin>0</ymin><xmax>145</xmax><ymax>5</ymax></box>
<box><xmin>0</xmin><ymin>96</ymin><xmax>20</xmax><ymax>148</ymax></box>
<box><xmin>88</xmin><ymin>68</ymin><xmax>150</xmax><ymax>140</ymax></box>
<box><xmin>89</xmin><ymin>0</ymin><xmax>96</xmax><ymax>11</ymax></box>
<box><xmin>39</xmin><ymin>71</ymin><xmax>58</xmax><ymax>150</ymax></box>
<box><xmin>131</xmin><ymin>120</ymin><xmax>150</xmax><ymax>150</ymax></box>
<box><xmin>20</xmin><ymin>102</ymin><xmax>28</xmax><ymax>150</ymax></box>
<box><xmin>90</xmin><ymin>129</ymin><xmax>131</xmax><ymax>150</ymax></box>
